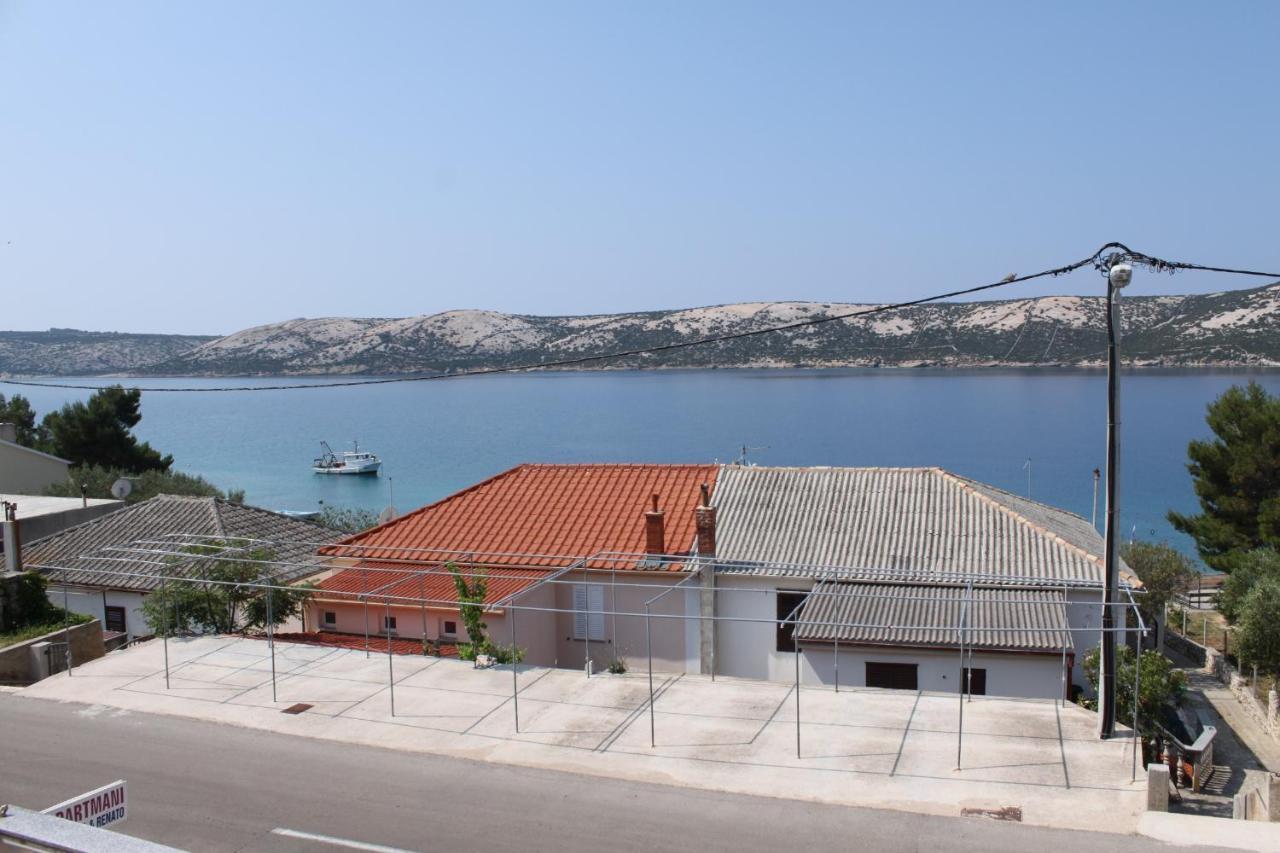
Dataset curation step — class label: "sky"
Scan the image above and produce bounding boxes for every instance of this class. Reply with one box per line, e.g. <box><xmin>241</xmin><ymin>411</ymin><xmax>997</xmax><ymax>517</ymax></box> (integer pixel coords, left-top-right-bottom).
<box><xmin>1</xmin><ymin>1</ymin><xmax>1278</xmax><ymax>335</ymax></box>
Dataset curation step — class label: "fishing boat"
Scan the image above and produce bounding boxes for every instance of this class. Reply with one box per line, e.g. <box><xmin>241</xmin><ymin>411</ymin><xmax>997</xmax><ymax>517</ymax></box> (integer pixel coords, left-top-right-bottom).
<box><xmin>313</xmin><ymin>440</ymin><xmax>382</xmax><ymax>475</ymax></box>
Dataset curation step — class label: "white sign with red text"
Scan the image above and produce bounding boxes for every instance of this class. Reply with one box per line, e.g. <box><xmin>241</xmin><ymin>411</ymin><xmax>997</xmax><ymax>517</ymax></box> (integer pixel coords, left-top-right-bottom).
<box><xmin>43</xmin><ymin>780</ymin><xmax>128</xmax><ymax>828</ymax></box>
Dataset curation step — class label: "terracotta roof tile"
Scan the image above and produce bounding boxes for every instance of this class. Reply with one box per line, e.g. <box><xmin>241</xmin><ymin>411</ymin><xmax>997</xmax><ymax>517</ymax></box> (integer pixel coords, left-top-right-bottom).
<box><xmin>324</xmin><ymin>463</ymin><xmax>719</xmax><ymax>570</ymax></box>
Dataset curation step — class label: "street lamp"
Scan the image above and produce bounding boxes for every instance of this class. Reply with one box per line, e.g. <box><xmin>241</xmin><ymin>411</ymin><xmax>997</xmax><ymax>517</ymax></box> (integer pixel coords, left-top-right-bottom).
<box><xmin>1098</xmin><ymin>261</ymin><xmax>1131</xmax><ymax>739</ymax></box>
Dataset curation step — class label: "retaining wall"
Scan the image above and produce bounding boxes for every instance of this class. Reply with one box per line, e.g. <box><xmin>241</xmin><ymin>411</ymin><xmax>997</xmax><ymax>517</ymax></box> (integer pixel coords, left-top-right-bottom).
<box><xmin>0</xmin><ymin>620</ymin><xmax>104</xmax><ymax>684</ymax></box>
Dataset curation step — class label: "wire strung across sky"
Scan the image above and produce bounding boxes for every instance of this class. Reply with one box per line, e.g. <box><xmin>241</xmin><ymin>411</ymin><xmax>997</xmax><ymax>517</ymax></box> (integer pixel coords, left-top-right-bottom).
<box><xmin>3</xmin><ymin>241</ymin><xmax>1278</xmax><ymax>394</ymax></box>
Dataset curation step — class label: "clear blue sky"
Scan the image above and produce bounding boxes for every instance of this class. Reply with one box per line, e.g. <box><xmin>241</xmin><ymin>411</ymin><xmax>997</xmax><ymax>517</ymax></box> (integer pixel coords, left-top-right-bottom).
<box><xmin>2</xmin><ymin>1</ymin><xmax>1277</xmax><ymax>335</ymax></box>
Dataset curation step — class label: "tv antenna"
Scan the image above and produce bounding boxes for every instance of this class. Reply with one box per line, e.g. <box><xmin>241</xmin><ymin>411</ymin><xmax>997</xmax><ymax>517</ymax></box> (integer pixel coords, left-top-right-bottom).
<box><xmin>734</xmin><ymin>444</ymin><xmax>769</xmax><ymax>466</ymax></box>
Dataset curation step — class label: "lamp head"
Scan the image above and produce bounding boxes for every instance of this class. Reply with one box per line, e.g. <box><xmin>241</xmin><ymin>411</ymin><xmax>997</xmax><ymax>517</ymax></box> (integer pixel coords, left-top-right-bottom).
<box><xmin>1109</xmin><ymin>263</ymin><xmax>1133</xmax><ymax>289</ymax></box>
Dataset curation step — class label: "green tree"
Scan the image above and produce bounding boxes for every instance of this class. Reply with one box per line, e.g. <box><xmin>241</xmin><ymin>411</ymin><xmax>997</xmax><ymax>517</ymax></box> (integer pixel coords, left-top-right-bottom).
<box><xmin>1169</xmin><ymin>382</ymin><xmax>1280</xmax><ymax>572</ymax></box>
<box><xmin>0</xmin><ymin>393</ymin><xmax>42</xmax><ymax>446</ymax></box>
<box><xmin>1234</xmin><ymin>576</ymin><xmax>1280</xmax><ymax>674</ymax></box>
<box><xmin>449</xmin><ymin>562</ymin><xmax>489</xmax><ymax>658</ymax></box>
<box><xmin>44</xmin><ymin>465</ymin><xmax>243</xmax><ymax>504</ymax></box>
<box><xmin>1217</xmin><ymin>548</ymin><xmax>1280</xmax><ymax>623</ymax></box>
<box><xmin>40</xmin><ymin>385</ymin><xmax>173</xmax><ymax>472</ymax></box>
<box><xmin>1121</xmin><ymin>541</ymin><xmax>1198</xmax><ymax>625</ymax></box>
<box><xmin>139</xmin><ymin>543</ymin><xmax>310</xmax><ymax>635</ymax></box>
<box><xmin>1082</xmin><ymin>645</ymin><xmax>1187</xmax><ymax>739</ymax></box>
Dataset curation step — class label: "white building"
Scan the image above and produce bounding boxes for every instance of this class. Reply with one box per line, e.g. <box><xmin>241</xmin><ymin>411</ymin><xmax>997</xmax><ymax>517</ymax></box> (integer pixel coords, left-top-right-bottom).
<box><xmin>700</xmin><ymin>466</ymin><xmax>1135</xmax><ymax>700</ymax></box>
<box><xmin>0</xmin><ymin>424</ymin><xmax>70</xmax><ymax>494</ymax></box>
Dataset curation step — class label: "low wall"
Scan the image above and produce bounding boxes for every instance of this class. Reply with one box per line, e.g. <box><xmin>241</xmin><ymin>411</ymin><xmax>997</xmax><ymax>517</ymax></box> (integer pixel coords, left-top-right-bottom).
<box><xmin>1164</xmin><ymin>630</ymin><xmax>1206</xmax><ymax>667</ymax></box>
<box><xmin>0</xmin><ymin>620</ymin><xmax>104</xmax><ymax>684</ymax></box>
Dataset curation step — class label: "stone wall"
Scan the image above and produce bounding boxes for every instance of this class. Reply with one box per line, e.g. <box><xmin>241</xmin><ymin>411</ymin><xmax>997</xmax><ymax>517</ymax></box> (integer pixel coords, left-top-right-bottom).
<box><xmin>1165</xmin><ymin>630</ymin><xmax>1206</xmax><ymax>667</ymax></box>
<box><xmin>1169</xmin><ymin>632</ymin><xmax>1280</xmax><ymax>745</ymax></box>
<box><xmin>0</xmin><ymin>619</ymin><xmax>103</xmax><ymax>684</ymax></box>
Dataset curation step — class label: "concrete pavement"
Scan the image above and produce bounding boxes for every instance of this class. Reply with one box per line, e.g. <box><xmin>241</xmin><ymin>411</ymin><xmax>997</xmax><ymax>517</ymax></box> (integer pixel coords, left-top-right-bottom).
<box><xmin>17</xmin><ymin>635</ymin><xmax>1150</xmax><ymax>834</ymax></box>
<box><xmin>0</xmin><ymin>693</ymin><xmax>1226</xmax><ymax>853</ymax></box>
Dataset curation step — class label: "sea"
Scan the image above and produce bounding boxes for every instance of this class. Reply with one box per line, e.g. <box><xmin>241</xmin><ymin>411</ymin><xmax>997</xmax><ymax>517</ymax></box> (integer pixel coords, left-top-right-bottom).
<box><xmin>12</xmin><ymin>368</ymin><xmax>1280</xmax><ymax>563</ymax></box>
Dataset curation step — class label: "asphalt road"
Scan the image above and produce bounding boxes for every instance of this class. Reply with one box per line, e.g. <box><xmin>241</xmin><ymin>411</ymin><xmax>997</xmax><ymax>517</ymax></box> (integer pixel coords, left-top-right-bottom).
<box><xmin>0</xmin><ymin>693</ymin><xmax>1217</xmax><ymax>853</ymax></box>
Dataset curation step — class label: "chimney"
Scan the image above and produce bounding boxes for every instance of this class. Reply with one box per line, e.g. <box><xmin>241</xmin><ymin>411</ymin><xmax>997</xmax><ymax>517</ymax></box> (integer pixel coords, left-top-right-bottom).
<box><xmin>644</xmin><ymin>494</ymin><xmax>665</xmax><ymax>556</ymax></box>
<box><xmin>695</xmin><ymin>483</ymin><xmax>716</xmax><ymax>557</ymax></box>
<box><xmin>0</xmin><ymin>423</ymin><xmax>16</xmax><ymax>444</ymax></box>
<box><xmin>2</xmin><ymin>501</ymin><xmax>21</xmax><ymax>574</ymax></box>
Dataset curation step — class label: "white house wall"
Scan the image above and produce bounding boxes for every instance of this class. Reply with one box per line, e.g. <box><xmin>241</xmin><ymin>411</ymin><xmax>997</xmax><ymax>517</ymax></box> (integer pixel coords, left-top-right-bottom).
<box><xmin>799</xmin><ymin>644</ymin><xmax>1066</xmax><ymax>699</ymax></box>
<box><xmin>0</xmin><ymin>443</ymin><xmax>68</xmax><ymax>494</ymax></box>
<box><xmin>714</xmin><ymin>575</ymin><xmax>1070</xmax><ymax>699</ymax></box>
<box><xmin>47</xmin><ymin>586</ymin><xmax>150</xmax><ymax>641</ymax></box>
<box><xmin>551</xmin><ymin>572</ymin><xmax>694</xmax><ymax>674</ymax></box>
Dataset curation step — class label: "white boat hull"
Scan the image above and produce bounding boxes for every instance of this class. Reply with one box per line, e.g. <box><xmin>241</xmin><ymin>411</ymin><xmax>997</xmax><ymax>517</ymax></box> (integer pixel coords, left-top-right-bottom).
<box><xmin>313</xmin><ymin>461</ymin><xmax>381</xmax><ymax>475</ymax></box>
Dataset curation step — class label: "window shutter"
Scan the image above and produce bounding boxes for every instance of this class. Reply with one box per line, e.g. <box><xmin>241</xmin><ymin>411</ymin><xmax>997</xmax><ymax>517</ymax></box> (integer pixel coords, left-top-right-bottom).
<box><xmin>573</xmin><ymin>584</ymin><xmax>588</xmax><ymax>639</ymax></box>
<box><xmin>588</xmin><ymin>584</ymin><xmax>605</xmax><ymax>641</ymax></box>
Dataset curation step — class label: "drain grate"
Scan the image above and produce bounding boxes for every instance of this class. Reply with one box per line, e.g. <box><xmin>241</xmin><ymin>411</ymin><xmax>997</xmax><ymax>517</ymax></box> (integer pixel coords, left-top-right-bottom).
<box><xmin>282</xmin><ymin>703</ymin><xmax>313</xmax><ymax>715</ymax></box>
<box><xmin>961</xmin><ymin>806</ymin><xmax>1022</xmax><ymax>822</ymax></box>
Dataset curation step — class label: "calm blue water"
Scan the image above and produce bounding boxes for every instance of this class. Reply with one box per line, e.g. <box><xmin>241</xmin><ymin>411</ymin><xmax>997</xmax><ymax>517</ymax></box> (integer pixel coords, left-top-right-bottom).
<box><xmin>13</xmin><ymin>369</ymin><xmax>1280</xmax><ymax>563</ymax></box>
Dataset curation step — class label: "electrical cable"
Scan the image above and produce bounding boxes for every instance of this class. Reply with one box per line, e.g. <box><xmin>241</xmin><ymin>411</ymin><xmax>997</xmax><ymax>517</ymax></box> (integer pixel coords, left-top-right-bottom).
<box><xmin>2</xmin><ymin>241</ymin><xmax>1277</xmax><ymax>393</ymax></box>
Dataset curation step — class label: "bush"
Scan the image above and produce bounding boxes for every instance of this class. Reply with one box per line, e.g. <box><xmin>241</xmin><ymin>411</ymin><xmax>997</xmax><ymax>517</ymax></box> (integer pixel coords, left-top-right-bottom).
<box><xmin>46</xmin><ymin>465</ymin><xmax>243</xmax><ymax>505</ymax></box>
<box><xmin>607</xmin><ymin>657</ymin><xmax>628</xmax><ymax>674</ymax></box>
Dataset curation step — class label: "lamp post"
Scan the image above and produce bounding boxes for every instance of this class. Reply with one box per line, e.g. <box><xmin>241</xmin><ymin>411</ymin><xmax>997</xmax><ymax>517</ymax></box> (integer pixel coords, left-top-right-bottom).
<box><xmin>1098</xmin><ymin>261</ymin><xmax>1131</xmax><ymax>739</ymax></box>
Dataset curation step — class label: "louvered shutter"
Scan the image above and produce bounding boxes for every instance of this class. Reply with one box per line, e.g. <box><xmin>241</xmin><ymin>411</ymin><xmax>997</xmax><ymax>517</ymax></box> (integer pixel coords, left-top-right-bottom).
<box><xmin>587</xmin><ymin>584</ymin><xmax>605</xmax><ymax>641</ymax></box>
<box><xmin>573</xmin><ymin>584</ymin><xmax>588</xmax><ymax>639</ymax></box>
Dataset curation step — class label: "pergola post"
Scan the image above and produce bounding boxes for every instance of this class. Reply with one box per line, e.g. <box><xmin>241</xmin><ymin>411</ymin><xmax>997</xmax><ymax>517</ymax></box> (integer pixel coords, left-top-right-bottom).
<box><xmin>646</xmin><ymin>602</ymin><xmax>655</xmax><ymax>748</ymax></box>
<box><xmin>385</xmin><ymin>600</ymin><xmax>395</xmax><ymax>717</ymax></box>
<box><xmin>794</xmin><ymin>636</ymin><xmax>801</xmax><ymax>759</ymax></box>
<box><xmin>511</xmin><ymin>603</ymin><xmax>519</xmax><ymax>732</ymax></box>
<box><xmin>162</xmin><ymin>583</ymin><xmax>171</xmax><ymax>689</ymax></box>
<box><xmin>62</xmin><ymin>583</ymin><xmax>73</xmax><ymax>677</ymax></box>
<box><xmin>956</xmin><ymin>585</ymin><xmax>971</xmax><ymax>770</ymax></box>
<box><xmin>267</xmin><ymin>585</ymin><xmax>277</xmax><ymax>703</ymax></box>
<box><xmin>1132</xmin><ymin>627</ymin><xmax>1141</xmax><ymax>781</ymax></box>
<box><xmin>362</xmin><ymin>566</ymin><xmax>370</xmax><ymax>658</ymax></box>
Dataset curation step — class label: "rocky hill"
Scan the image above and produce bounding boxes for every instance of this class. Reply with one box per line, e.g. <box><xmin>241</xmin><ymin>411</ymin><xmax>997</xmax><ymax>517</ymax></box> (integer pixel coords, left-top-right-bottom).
<box><xmin>149</xmin><ymin>283</ymin><xmax>1280</xmax><ymax>375</ymax></box>
<box><xmin>5</xmin><ymin>284</ymin><xmax>1280</xmax><ymax>377</ymax></box>
<box><xmin>0</xmin><ymin>328</ymin><xmax>217</xmax><ymax>376</ymax></box>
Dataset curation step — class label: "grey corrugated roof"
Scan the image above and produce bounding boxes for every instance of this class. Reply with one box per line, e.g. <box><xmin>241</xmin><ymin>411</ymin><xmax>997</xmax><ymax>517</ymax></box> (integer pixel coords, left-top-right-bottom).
<box><xmin>795</xmin><ymin>582</ymin><xmax>1070</xmax><ymax>652</ymax></box>
<box><xmin>22</xmin><ymin>495</ymin><xmax>340</xmax><ymax>591</ymax></box>
<box><xmin>711</xmin><ymin>466</ymin><xmax>1129</xmax><ymax>586</ymax></box>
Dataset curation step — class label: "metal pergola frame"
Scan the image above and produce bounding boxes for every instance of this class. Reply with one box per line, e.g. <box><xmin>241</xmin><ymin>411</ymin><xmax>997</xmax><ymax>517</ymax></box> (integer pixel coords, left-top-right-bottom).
<box><xmin>31</xmin><ymin>533</ymin><xmax>1150</xmax><ymax>780</ymax></box>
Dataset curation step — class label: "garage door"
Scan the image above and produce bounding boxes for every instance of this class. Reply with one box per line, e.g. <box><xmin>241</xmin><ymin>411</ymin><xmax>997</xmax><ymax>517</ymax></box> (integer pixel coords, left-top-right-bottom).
<box><xmin>866</xmin><ymin>661</ymin><xmax>918</xmax><ymax>690</ymax></box>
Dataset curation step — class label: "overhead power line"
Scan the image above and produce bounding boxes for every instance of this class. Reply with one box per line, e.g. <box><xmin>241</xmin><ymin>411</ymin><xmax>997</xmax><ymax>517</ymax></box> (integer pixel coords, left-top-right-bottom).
<box><xmin>3</xmin><ymin>241</ymin><xmax>1278</xmax><ymax>394</ymax></box>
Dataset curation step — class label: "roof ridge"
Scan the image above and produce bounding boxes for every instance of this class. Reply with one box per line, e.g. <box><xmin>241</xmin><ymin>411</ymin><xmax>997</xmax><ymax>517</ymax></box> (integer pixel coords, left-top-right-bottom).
<box><xmin>0</xmin><ymin>437</ymin><xmax>71</xmax><ymax>464</ymax></box>
<box><xmin>933</xmin><ymin>469</ymin><xmax>1104</xmax><ymax>568</ymax></box>
<box><xmin>209</xmin><ymin>496</ymin><xmax>227</xmax><ymax>538</ymax></box>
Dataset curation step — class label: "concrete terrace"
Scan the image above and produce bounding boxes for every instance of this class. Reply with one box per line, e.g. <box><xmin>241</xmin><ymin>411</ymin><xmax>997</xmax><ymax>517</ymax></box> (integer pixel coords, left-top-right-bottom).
<box><xmin>19</xmin><ymin>636</ymin><xmax>1146</xmax><ymax>833</ymax></box>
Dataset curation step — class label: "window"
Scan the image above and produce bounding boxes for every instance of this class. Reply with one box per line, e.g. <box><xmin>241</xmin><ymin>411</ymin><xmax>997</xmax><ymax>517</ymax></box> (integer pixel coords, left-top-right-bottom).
<box><xmin>441</xmin><ymin>620</ymin><xmax>458</xmax><ymax>637</ymax></box>
<box><xmin>572</xmin><ymin>584</ymin><xmax>605</xmax><ymax>641</ymax></box>
<box><xmin>776</xmin><ymin>591</ymin><xmax>808</xmax><ymax>652</ymax></box>
<box><xmin>383</xmin><ymin>615</ymin><xmax>397</xmax><ymax>631</ymax></box>
<box><xmin>962</xmin><ymin>667</ymin><xmax>987</xmax><ymax>696</ymax></box>
<box><xmin>104</xmin><ymin>606</ymin><xmax>127</xmax><ymax>634</ymax></box>
<box><xmin>322</xmin><ymin>611</ymin><xmax>337</xmax><ymax>627</ymax></box>
<box><xmin>865</xmin><ymin>662</ymin><xmax>918</xmax><ymax>691</ymax></box>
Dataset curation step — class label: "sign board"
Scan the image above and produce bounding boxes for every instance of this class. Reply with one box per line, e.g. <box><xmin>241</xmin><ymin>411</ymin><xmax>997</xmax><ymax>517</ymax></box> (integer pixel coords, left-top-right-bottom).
<box><xmin>43</xmin><ymin>780</ymin><xmax>127</xmax><ymax>828</ymax></box>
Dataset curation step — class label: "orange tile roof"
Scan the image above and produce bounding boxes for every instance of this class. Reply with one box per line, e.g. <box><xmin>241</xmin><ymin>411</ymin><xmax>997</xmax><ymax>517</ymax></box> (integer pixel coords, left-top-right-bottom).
<box><xmin>315</xmin><ymin>562</ymin><xmax>551</xmax><ymax>607</ymax></box>
<box><xmin>324</xmin><ymin>463</ymin><xmax>719</xmax><ymax>570</ymax></box>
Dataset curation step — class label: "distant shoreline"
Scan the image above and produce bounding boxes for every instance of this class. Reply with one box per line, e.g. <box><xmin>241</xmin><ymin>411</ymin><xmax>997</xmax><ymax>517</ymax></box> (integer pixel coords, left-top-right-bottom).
<box><xmin>6</xmin><ymin>363</ymin><xmax>1280</xmax><ymax>384</ymax></box>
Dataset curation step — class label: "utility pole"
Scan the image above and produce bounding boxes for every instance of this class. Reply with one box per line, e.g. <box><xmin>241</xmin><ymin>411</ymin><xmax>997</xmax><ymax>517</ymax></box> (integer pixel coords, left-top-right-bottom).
<box><xmin>1098</xmin><ymin>260</ymin><xmax>1131</xmax><ymax>739</ymax></box>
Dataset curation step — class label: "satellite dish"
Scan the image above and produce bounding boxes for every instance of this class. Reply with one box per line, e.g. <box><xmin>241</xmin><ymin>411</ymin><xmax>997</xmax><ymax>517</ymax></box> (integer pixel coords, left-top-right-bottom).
<box><xmin>377</xmin><ymin>506</ymin><xmax>399</xmax><ymax>525</ymax></box>
<box><xmin>110</xmin><ymin>478</ymin><xmax>133</xmax><ymax>500</ymax></box>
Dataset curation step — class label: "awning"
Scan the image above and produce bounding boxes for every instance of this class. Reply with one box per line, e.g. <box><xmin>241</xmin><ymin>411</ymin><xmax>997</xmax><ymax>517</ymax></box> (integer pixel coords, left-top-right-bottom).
<box><xmin>794</xmin><ymin>582</ymin><xmax>1071</xmax><ymax>652</ymax></box>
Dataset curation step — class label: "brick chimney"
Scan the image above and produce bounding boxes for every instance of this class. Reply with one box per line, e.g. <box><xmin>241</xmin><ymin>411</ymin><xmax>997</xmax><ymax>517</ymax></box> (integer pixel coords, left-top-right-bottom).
<box><xmin>644</xmin><ymin>494</ymin><xmax>665</xmax><ymax>556</ymax></box>
<box><xmin>694</xmin><ymin>483</ymin><xmax>716</xmax><ymax>557</ymax></box>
